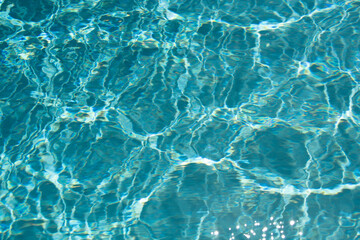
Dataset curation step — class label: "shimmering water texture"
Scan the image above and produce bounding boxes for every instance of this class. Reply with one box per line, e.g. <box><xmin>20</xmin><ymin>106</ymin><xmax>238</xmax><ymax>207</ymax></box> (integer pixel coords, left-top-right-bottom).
<box><xmin>1</xmin><ymin>0</ymin><xmax>360</xmax><ymax>239</ymax></box>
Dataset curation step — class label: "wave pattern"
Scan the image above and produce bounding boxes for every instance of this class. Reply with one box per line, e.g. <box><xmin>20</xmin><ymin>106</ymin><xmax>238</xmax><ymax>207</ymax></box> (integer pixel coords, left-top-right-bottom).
<box><xmin>1</xmin><ymin>0</ymin><xmax>360</xmax><ymax>239</ymax></box>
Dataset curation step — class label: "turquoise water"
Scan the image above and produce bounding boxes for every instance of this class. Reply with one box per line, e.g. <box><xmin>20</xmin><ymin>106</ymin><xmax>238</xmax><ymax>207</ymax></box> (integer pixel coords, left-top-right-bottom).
<box><xmin>1</xmin><ymin>0</ymin><xmax>360</xmax><ymax>239</ymax></box>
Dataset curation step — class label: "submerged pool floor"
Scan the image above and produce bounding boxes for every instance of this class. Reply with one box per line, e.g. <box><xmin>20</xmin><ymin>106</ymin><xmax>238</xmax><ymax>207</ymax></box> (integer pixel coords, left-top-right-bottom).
<box><xmin>1</xmin><ymin>0</ymin><xmax>360</xmax><ymax>239</ymax></box>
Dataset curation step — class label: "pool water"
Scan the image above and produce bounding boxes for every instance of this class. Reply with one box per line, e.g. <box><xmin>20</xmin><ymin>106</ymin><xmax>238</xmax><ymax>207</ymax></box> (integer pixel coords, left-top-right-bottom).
<box><xmin>1</xmin><ymin>0</ymin><xmax>360</xmax><ymax>239</ymax></box>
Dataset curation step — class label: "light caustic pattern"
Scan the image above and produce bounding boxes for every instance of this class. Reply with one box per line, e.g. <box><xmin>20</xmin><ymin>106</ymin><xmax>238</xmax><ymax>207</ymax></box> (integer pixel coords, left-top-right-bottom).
<box><xmin>1</xmin><ymin>0</ymin><xmax>360</xmax><ymax>239</ymax></box>
<box><xmin>211</xmin><ymin>218</ymin><xmax>298</xmax><ymax>239</ymax></box>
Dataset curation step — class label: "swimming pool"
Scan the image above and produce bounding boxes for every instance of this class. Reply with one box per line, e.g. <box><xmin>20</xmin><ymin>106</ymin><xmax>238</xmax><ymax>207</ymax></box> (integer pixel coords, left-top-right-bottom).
<box><xmin>1</xmin><ymin>0</ymin><xmax>360</xmax><ymax>239</ymax></box>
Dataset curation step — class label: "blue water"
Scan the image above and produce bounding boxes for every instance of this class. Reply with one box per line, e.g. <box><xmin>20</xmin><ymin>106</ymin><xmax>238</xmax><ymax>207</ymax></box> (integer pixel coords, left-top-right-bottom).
<box><xmin>1</xmin><ymin>0</ymin><xmax>360</xmax><ymax>239</ymax></box>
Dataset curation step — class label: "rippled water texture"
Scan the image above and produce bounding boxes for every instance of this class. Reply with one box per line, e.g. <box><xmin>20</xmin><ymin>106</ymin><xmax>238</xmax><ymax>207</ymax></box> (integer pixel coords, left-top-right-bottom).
<box><xmin>1</xmin><ymin>0</ymin><xmax>360</xmax><ymax>239</ymax></box>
